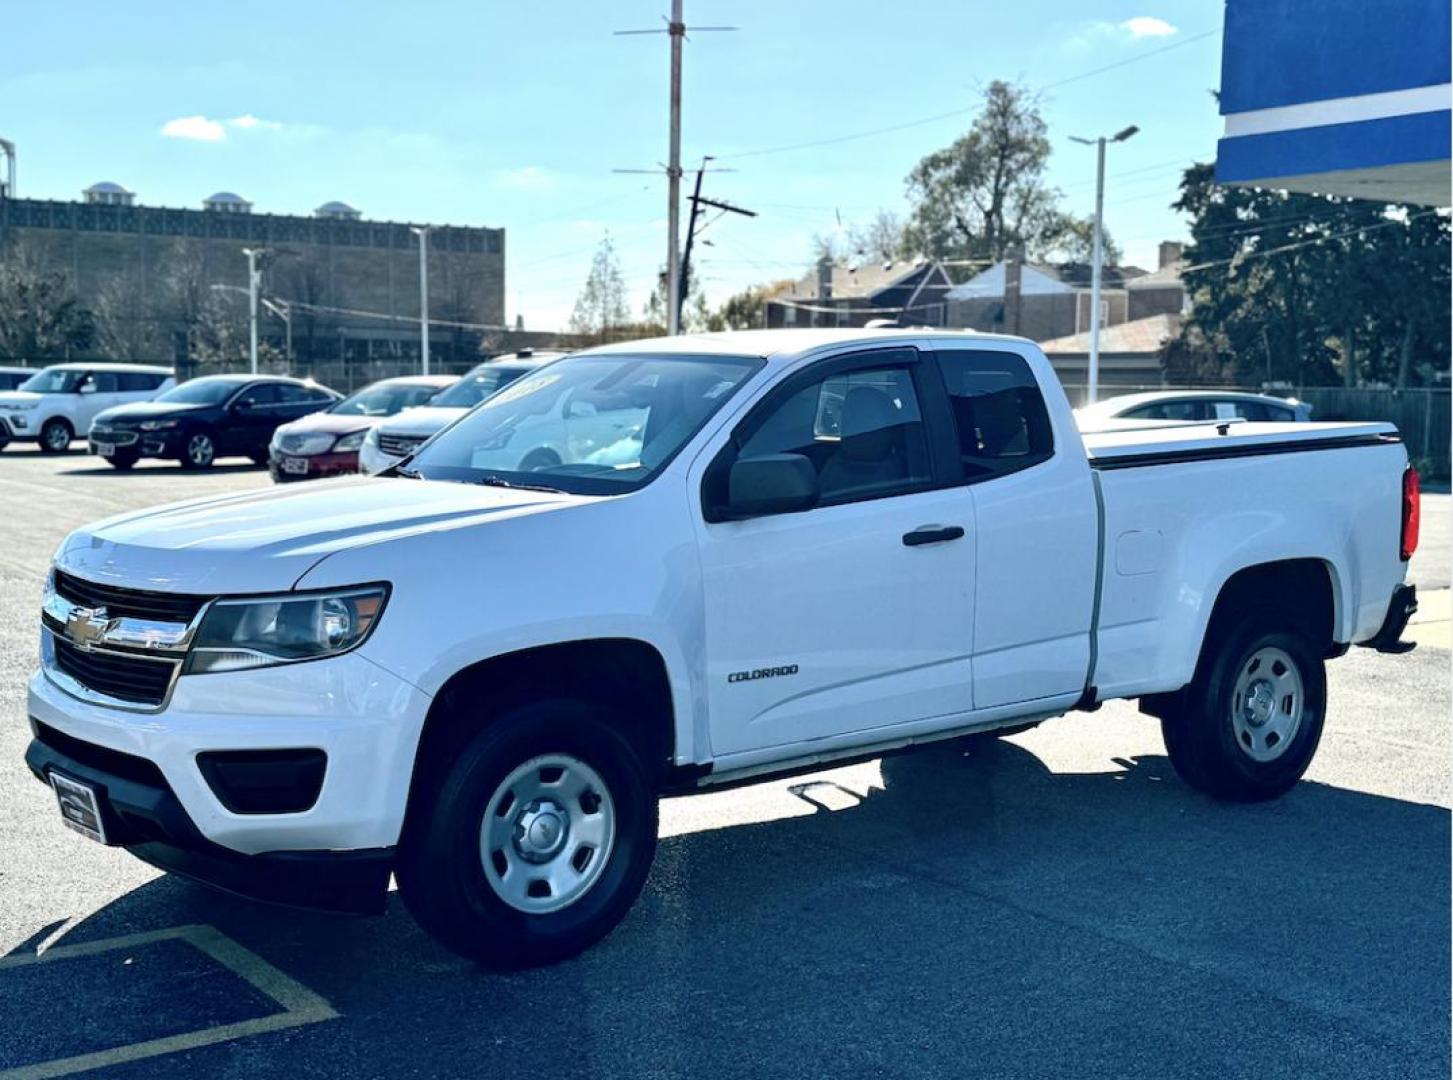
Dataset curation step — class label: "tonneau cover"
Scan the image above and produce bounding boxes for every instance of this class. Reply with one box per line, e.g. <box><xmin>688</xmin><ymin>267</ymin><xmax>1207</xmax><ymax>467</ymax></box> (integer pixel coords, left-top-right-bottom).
<box><xmin>1083</xmin><ymin>420</ymin><xmax>1399</xmax><ymax>467</ymax></box>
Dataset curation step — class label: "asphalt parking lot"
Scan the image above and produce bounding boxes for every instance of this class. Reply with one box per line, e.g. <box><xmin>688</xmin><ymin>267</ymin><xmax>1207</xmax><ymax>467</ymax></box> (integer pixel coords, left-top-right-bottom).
<box><xmin>1</xmin><ymin>444</ymin><xmax>1448</xmax><ymax>1080</ymax></box>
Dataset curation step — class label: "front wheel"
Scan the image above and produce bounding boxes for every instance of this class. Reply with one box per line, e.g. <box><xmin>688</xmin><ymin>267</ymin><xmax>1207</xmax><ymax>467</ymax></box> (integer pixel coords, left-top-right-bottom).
<box><xmin>39</xmin><ymin>419</ymin><xmax>74</xmax><ymax>454</ymax></box>
<box><xmin>180</xmin><ymin>431</ymin><xmax>216</xmax><ymax>469</ymax></box>
<box><xmin>106</xmin><ymin>452</ymin><xmax>139</xmax><ymax>470</ymax></box>
<box><xmin>396</xmin><ymin>699</ymin><xmax>658</xmax><ymax>968</ymax></box>
<box><xmin>1161</xmin><ymin>616</ymin><xmax>1326</xmax><ymax>802</ymax></box>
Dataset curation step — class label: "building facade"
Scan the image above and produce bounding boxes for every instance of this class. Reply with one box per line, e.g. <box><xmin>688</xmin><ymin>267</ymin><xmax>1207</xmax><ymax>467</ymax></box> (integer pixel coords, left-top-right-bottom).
<box><xmin>0</xmin><ymin>184</ymin><xmax>506</xmax><ymax>370</ymax></box>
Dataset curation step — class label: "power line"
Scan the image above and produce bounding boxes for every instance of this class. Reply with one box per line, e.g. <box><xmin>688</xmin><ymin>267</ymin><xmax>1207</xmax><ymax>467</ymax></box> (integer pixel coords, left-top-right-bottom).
<box><xmin>1179</xmin><ymin>209</ymin><xmax>1443</xmax><ymax>273</ymax></box>
<box><xmin>717</xmin><ymin>28</ymin><xmax>1222</xmax><ymax>161</ymax></box>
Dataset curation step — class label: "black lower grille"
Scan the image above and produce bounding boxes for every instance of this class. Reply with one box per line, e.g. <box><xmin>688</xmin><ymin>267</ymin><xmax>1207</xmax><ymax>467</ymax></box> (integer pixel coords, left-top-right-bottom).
<box><xmin>378</xmin><ymin>433</ymin><xmax>425</xmax><ymax>457</ymax></box>
<box><xmin>31</xmin><ymin>720</ymin><xmax>168</xmax><ymax>787</ymax></box>
<box><xmin>90</xmin><ymin>428</ymin><xmax>139</xmax><ymax>446</ymax></box>
<box><xmin>54</xmin><ymin>569</ymin><xmax>210</xmax><ymax>624</ymax></box>
<box><xmin>51</xmin><ymin>636</ymin><xmax>177</xmax><ymax>707</ymax></box>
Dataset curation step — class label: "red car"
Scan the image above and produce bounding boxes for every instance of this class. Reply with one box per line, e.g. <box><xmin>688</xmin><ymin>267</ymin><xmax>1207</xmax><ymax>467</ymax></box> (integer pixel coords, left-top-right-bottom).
<box><xmin>268</xmin><ymin>375</ymin><xmax>456</xmax><ymax>482</ymax></box>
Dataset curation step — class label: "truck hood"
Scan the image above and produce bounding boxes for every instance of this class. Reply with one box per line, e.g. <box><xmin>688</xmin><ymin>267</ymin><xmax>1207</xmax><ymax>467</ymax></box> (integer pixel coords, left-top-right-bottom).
<box><xmin>376</xmin><ymin>406</ymin><xmax>466</xmax><ymax>438</ymax></box>
<box><xmin>55</xmin><ymin>477</ymin><xmax>589</xmax><ymax>595</ymax></box>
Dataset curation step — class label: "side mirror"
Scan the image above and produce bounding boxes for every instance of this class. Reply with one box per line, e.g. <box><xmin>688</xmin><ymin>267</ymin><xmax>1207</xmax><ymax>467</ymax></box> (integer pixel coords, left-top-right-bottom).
<box><xmin>726</xmin><ymin>453</ymin><xmax>818</xmax><ymax>518</ymax></box>
<box><xmin>77</xmin><ymin>382</ymin><xmax>97</xmax><ymax>395</ymax></box>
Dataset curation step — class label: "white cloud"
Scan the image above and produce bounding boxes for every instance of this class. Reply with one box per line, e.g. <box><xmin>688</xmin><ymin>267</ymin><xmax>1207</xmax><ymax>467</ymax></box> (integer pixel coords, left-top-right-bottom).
<box><xmin>227</xmin><ymin>113</ymin><xmax>283</xmax><ymax>131</ymax></box>
<box><xmin>1122</xmin><ymin>16</ymin><xmax>1177</xmax><ymax>38</ymax></box>
<box><xmin>160</xmin><ymin>115</ymin><xmax>226</xmax><ymax>141</ymax></box>
<box><xmin>496</xmin><ymin>166</ymin><xmax>556</xmax><ymax>192</ymax></box>
<box><xmin>159</xmin><ymin>113</ymin><xmax>291</xmax><ymax>141</ymax></box>
<box><xmin>1062</xmin><ymin>15</ymin><xmax>1179</xmax><ymax>52</ymax></box>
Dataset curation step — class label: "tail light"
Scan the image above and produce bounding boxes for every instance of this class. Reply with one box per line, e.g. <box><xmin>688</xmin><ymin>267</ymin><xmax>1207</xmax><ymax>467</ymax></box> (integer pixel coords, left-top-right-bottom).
<box><xmin>1400</xmin><ymin>466</ymin><xmax>1420</xmax><ymax>561</ymax></box>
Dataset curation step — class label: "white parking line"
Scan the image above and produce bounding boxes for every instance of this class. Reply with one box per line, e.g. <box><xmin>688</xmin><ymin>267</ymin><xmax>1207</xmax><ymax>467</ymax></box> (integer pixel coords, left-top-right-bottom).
<box><xmin>0</xmin><ymin>924</ymin><xmax>337</xmax><ymax>1080</ymax></box>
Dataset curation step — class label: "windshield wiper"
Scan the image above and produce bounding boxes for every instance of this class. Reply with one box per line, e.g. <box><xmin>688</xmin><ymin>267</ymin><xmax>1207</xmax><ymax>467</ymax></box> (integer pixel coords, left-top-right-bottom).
<box><xmin>473</xmin><ymin>474</ymin><xmax>566</xmax><ymax>494</ymax></box>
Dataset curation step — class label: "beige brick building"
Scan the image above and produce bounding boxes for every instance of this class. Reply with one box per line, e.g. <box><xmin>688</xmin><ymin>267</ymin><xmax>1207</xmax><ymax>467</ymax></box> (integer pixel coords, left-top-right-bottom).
<box><xmin>0</xmin><ymin>182</ymin><xmax>505</xmax><ymax>371</ymax></box>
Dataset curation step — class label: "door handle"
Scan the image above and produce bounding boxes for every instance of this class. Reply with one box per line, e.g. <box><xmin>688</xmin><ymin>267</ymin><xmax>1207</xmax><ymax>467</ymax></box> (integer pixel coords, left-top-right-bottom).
<box><xmin>902</xmin><ymin>525</ymin><xmax>965</xmax><ymax>547</ymax></box>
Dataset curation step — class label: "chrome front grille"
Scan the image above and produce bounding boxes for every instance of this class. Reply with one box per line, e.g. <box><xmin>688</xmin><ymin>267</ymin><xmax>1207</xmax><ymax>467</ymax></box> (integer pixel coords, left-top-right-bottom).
<box><xmin>42</xmin><ymin>571</ymin><xmax>212</xmax><ymax>711</ymax></box>
<box><xmin>377</xmin><ymin>432</ymin><xmax>426</xmax><ymax>458</ymax></box>
<box><xmin>90</xmin><ymin>427</ymin><xmax>139</xmax><ymax>446</ymax></box>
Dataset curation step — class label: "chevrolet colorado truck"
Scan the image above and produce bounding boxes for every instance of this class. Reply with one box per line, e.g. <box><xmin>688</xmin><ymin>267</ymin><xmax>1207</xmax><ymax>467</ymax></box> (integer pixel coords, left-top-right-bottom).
<box><xmin>26</xmin><ymin>329</ymin><xmax>1420</xmax><ymax>968</ymax></box>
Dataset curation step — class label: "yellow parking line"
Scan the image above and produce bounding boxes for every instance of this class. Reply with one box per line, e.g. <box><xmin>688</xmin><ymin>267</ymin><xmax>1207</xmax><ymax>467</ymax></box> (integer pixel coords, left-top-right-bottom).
<box><xmin>0</xmin><ymin>924</ymin><xmax>337</xmax><ymax>1080</ymax></box>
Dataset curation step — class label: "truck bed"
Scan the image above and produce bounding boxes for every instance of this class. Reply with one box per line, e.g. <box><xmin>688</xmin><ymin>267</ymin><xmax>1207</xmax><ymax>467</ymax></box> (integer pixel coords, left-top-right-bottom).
<box><xmin>1081</xmin><ymin>418</ymin><xmax>1408</xmax><ymax>702</ymax></box>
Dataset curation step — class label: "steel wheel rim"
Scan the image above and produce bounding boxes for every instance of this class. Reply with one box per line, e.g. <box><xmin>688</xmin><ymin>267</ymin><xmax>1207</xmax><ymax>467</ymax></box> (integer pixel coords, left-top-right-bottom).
<box><xmin>187</xmin><ymin>434</ymin><xmax>214</xmax><ymax>465</ymax></box>
<box><xmin>480</xmin><ymin>753</ymin><xmax>616</xmax><ymax>914</ymax></box>
<box><xmin>1231</xmin><ymin>645</ymin><xmax>1304</xmax><ymax>762</ymax></box>
<box><xmin>44</xmin><ymin>424</ymin><xmax>69</xmax><ymax>451</ymax></box>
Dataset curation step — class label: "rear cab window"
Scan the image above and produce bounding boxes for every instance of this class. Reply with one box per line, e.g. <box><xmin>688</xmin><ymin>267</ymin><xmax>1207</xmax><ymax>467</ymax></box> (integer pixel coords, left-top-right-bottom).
<box><xmin>933</xmin><ymin>349</ymin><xmax>1053</xmax><ymax>482</ymax></box>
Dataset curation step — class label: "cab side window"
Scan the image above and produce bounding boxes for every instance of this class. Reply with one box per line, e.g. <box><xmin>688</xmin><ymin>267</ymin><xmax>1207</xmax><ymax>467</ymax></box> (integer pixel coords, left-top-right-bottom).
<box><xmin>81</xmin><ymin>372</ymin><xmax>119</xmax><ymax>393</ymax></box>
<box><xmin>936</xmin><ymin>350</ymin><xmax>1053</xmax><ymax>481</ymax></box>
<box><xmin>118</xmin><ymin>372</ymin><xmax>160</xmax><ymax>392</ymax></box>
<box><xmin>734</xmin><ymin>356</ymin><xmax>932</xmax><ymax>506</ymax></box>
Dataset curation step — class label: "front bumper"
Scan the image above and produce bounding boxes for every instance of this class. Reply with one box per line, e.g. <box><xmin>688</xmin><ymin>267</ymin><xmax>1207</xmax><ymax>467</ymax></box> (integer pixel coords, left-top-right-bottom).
<box><xmin>0</xmin><ymin>413</ymin><xmax>36</xmax><ymax>439</ymax></box>
<box><xmin>27</xmin><ymin>650</ymin><xmax>432</xmax><ymax>858</ymax></box>
<box><xmin>25</xmin><ymin>721</ymin><xmax>392</xmax><ymax>914</ymax></box>
<box><xmin>269</xmin><ymin>449</ymin><xmax>360</xmax><ymax>482</ymax></box>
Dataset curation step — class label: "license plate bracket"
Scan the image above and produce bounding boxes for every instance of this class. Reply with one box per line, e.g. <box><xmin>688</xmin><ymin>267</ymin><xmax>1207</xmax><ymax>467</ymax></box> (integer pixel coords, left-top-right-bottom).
<box><xmin>281</xmin><ymin>457</ymin><xmax>309</xmax><ymax>475</ymax></box>
<box><xmin>96</xmin><ymin>443</ymin><xmax>115</xmax><ymax>457</ymax></box>
<box><xmin>50</xmin><ymin>771</ymin><xmax>107</xmax><ymax>844</ymax></box>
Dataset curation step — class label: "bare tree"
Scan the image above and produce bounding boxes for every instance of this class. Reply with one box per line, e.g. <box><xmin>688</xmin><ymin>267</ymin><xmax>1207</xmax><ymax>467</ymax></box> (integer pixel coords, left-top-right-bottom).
<box><xmin>0</xmin><ymin>239</ymin><xmax>92</xmax><ymax>362</ymax></box>
<box><xmin>568</xmin><ymin>236</ymin><xmax>630</xmax><ymax>343</ymax></box>
<box><xmin>92</xmin><ymin>272</ymin><xmax>167</xmax><ymax>362</ymax></box>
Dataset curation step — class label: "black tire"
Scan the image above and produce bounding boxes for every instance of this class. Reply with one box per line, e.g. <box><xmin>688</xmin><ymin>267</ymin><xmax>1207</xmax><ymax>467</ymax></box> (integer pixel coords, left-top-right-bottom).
<box><xmin>179</xmin><ymin>430</ymin><xmax>216</xmax><ymax>470</ymax></box>
<box><xmin>396</xmin><ymin>698</ymin><xmax>658</xmax><ymax>968</ymax></box>
<box><xmin>38</xmin><ymin>418</ymin><xmax>74</xmax><ymax>454</ymax></box>
<box><xmin>105</xmin><ymin>452</ymin><xmax>139</xmax><ymax>470</ymax></box>
<box><xmin>0</xmin><ymin>432</ymin><xmax>9</xmax><ymax>451</ymax></box>
<box><xmin>1161</xmin><ymin>613</ymin><xmax>1326</xmax><ymax>802</ymax></box>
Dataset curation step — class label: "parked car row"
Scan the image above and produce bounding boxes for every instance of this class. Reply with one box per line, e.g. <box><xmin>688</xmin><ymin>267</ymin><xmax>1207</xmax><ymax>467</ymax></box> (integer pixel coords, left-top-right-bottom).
<box><xmin>0</xmin><ymin>351</ymin><xmax>566</xmax><ymax>476</ymax></box>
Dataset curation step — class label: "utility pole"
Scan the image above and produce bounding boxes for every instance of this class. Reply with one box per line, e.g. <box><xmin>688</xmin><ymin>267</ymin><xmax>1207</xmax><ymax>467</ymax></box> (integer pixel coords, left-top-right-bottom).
<box><xmin>410</xmin><ymin>226</ymin><xmax>431</xmax><ymax>375</ymax></box>
<box><xmin>262</xmin><ymin>298</ymin><xmax>293</xmax><ymax>370</ymax></box>
<box><xmin>666</xmin><ymin>0</ymin><xmax>684</xmax><ymax>335</ymax></box>
<box><xmin>679</xmin><ymin>157</ymin><xmax>756</xmax><ymax>316</ymax></box>
<box><xmin>241</xmin><ymin>247</ymin><xmax>262</xmax><ymax>374</ymax></box>
<box><xmin>615</xmin><ymin>8</ymin><xmax>736</xmax><ymax>336</ymax></box>
<box><xmin>1070</xmin><ymin>125</ymin><xmax>1137</xmax><ymax>405</ymax></box>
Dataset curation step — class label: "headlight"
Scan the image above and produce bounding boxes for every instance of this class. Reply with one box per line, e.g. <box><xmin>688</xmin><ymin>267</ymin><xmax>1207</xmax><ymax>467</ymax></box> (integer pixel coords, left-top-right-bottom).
<box><xmin>182</xmin><ymin>585</ymin><xmax>388</xmax><ymax>675</ymax></box>
<box><xmin>139</xmin><ymin>419</ymin><xmax>179</xmax><ymax>432</ymax></box>
<box><xmin>333</xmin><ymin>430</ymin><xmax>368</xmax><ymax>452</ymax></box>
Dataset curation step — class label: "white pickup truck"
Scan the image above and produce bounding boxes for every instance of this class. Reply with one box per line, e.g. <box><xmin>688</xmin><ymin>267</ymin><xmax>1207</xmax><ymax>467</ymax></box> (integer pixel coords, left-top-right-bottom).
<box><xmin>26</xmin><ymin>329</ymin><xmax>1420</xmax><ymax>968</ymax></box>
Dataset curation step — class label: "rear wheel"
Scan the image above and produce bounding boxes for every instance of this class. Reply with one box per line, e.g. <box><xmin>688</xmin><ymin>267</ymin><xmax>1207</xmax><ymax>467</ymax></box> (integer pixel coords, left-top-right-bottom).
<box><xmin>1161</xmin><ymin>615</ymin><xmax>1325</xmax><ymax>802</ymax></box>
<box><xmin>39</xmin><ymin>418</ymin><xmax>73</xmax><ymax>454</ymax></box>
<box><xmin>396</xmin><ymin>698</ymin><xmax>658</xmax><ymax>968</ymax></box>
<box><xmin>180</xmin><ymin>431</ymin><xmax>216</xmax><ymax>469</ymax></box>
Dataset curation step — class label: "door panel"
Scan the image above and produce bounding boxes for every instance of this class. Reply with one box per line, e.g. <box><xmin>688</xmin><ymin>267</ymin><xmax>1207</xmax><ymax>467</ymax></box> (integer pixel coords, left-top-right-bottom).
<box><xmin>699</xmin><ymin>488</ymin><xmax>976</xmax><ymax>755</ymax></box>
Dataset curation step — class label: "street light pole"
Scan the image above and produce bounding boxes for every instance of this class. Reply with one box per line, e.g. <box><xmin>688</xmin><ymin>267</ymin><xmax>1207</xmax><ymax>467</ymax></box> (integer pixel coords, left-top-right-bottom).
<box><xmin>241</xmin><ymin>247</ymin><xmax>261</xmax><ymax>374</ymax></box>
<box><xmin>411</xmin><ymin>226</ymin><xmax>431</xmax><ymax>375</ymax></box>
<box><xmin>1070</xmin><ymin>125</ymin><xmax>1138</xmax><ymax>406</ymax></box>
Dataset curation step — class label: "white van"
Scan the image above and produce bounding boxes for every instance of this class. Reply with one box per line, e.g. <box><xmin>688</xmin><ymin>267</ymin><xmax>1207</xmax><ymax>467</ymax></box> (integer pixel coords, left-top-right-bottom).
<box><xmin>0</xmin><ymin>363</ymin><xmax>174</xmax><ymax>452</ymax></box>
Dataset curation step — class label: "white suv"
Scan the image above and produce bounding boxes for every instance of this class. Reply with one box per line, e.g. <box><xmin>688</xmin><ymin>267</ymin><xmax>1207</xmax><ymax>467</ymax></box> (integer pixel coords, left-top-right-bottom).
<box><xmin>0</xmin><ymin>363</ymin><xmax>174</xmax><ymax>453</ymax></box>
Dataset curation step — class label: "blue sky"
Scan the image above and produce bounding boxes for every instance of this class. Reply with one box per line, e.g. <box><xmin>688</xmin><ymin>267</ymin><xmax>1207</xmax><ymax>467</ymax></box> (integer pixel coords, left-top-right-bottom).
<box><xmin>3</xmin><ymin>1</ymin><xmax>1225</xmax><ymax>329</ymax></box>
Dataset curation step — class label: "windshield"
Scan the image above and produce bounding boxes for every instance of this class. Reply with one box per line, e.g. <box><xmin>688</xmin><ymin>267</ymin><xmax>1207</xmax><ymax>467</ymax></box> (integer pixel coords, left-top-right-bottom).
<box><xmin>408</xmin><ymin>353</ymin><xmax>761</xmax><ymax>494</ymax></box>
<box><xmin>331</xmin><ymin>382</ymin><xmax>444</xmax><ymax>417</ymax></box>
<box><xmin>431</xmin><ymin>366</ymin><xmax>535</xmax><ymax>409</ymax></box>
<box><xmin>17</xmin><ymin>369</ymin><xmax>82</xmax><ymax>394</ymax></box>
<box><xmin>154</xmin><ymin>378</ymin><xmax>241</xmax><ymax>406</ymax></box>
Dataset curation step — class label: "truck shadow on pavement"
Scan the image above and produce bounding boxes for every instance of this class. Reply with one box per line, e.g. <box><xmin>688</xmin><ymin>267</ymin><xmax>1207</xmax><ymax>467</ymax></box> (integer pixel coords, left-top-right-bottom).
<box><xmin>16</xmin><ymin>742</ymin><xmax>1451</xmax><ymax>1079</ymax></box>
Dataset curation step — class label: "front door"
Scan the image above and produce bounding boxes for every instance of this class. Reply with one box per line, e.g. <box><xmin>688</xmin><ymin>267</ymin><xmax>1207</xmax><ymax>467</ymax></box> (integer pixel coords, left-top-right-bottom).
<box><xmin>695</xmin><ymin>349</ymin><xmax>977</xmax><ymax>758</ymax></box>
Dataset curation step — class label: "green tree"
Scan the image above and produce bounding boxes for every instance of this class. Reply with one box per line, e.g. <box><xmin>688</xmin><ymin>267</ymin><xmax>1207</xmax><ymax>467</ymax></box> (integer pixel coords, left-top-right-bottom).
<box><xmin>0</xmin><ymin>240</ymin><xmax>93</xmax><ymax>361</ymax></box>
<box><xmin>1167</xmin><ymin>163</ymin><xmax>1450</xmax><ymax>387</ymax></box>
<box><xmin>902</xmin><ymin>80</ymin><xmax>1113</xmax><ymax>266</ymax></box>
<box><xmin>704</xmin><ymin>279</ymin><xmax>797</xmax><ymax>331</ymax></box>
<box><xmin>568</xmin><ymin>236</ymin><xmax>631</xmax><ymax>343</ymax></box>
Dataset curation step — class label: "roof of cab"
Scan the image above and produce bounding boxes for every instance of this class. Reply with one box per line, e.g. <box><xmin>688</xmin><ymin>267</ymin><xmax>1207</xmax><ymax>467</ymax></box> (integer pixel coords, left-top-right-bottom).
<box><xmin>578</xmin><ymin>327</ymin><xmax>1031</xmax><ymax>363</ymax></box>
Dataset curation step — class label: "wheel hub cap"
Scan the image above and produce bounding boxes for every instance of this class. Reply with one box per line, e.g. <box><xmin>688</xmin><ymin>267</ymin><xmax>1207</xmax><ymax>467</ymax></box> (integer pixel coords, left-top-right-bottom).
<box><xmin>479</xmin><ymin>754</ymin><xmax>616</xmax><ymax>915</ymax></box>
<box><xmin>513</xmin><ymin>799</ymin><xmax>569</xmax><ymax>863</ymax></box>
<box><xmin>1231</xmin><ymin>646</ymin><xmax>1305</xmax><ymax>763</ymax></box>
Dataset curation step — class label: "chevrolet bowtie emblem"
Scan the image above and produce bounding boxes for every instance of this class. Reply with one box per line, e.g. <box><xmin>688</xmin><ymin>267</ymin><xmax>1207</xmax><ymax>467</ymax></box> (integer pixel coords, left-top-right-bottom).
<box><xmin>63</xmin><ymin>605</ymin><xmax>111</xmax><ymax>651</ymax></box>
